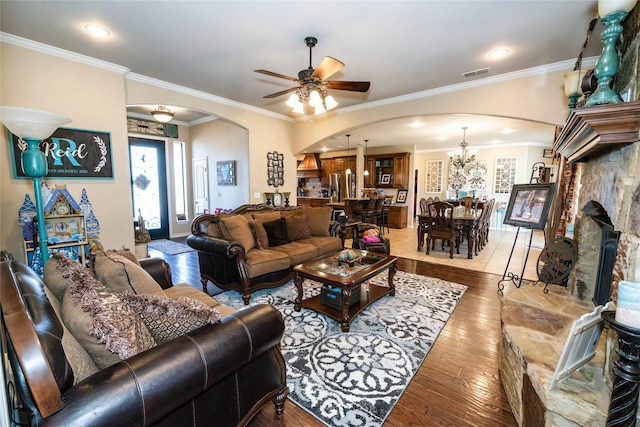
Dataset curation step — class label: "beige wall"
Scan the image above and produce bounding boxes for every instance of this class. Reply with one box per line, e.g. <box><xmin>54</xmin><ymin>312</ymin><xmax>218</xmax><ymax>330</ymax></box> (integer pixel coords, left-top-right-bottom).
<box><xmin>1</xmin><ymin>39</ymin><xmax>573</xmax><ymax>259</ymax></box>
<box><xmin>1</xmin><ymin>43</ymin><xmax>133</xmax><ymax>259</ymax></box>
<box><xmin>190</xmin><ymin>119</ymin><xmax>249</xmax><ymax>211</ymax></box>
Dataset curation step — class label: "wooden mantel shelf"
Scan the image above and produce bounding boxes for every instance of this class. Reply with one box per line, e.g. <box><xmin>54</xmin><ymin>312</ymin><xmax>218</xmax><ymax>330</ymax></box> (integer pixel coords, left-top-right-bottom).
<box><xmin>553</xmin><ymin>100</ymin><xmax>640</xmax><ymax>163</ymax></box>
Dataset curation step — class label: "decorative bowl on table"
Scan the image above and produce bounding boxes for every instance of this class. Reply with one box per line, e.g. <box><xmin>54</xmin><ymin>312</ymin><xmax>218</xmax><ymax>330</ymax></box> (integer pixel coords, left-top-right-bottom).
<box><xmin>336</xmin><ymin>249</ymin><xmax>363</xmax><ymax>267</ymax></box>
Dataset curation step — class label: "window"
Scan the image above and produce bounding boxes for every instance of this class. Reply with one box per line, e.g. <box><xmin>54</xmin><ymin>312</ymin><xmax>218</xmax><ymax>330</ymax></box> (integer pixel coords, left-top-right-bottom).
<box><xmin>494</xmin><ymin>156</ymin><xmax>517</xmax><ymax>194</ymax></box>
<box><xmin>173</xmin><ymin>141</ymin><xmax>188</xmax><ymax>221</ymax></box>
<box><xmin>424</xmin><ymin>160</ymin><xmax>443</xmax><ymax>193</ymax></box>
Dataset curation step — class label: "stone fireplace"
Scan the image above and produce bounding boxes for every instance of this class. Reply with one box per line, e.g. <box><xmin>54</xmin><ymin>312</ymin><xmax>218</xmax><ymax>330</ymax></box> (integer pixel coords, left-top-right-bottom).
<box><xmin>499</xmin><ymin>100</ymin><xmax>640</xmax><ymax>426</ymax></box>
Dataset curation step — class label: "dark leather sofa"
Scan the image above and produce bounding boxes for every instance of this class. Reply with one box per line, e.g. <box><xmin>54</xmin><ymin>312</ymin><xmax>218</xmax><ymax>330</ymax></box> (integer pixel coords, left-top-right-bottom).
<box><xmin>0</xmin><ymin>256</ymin><xmax>287</xmax><ymax>426</ymax></box>
<box><xmin>187</xmin><ymin>204</ymin><xmax>342</xmax><ymax>304</ymax></box>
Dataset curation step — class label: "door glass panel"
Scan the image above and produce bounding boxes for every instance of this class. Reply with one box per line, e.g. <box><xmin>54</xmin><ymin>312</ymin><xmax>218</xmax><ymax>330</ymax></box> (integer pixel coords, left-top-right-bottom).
<box><xmin>129</xmin><ymin>139</ymin><xmax>169</xmax><ymax>239</ymax></box>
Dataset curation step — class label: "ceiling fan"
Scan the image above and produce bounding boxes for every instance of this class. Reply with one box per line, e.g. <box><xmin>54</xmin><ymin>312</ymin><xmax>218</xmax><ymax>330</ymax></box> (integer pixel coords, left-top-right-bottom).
<box><xmin>254</xmin><ymin>36</ymin><xmax>370</xmax><ymax>114</ymax></box>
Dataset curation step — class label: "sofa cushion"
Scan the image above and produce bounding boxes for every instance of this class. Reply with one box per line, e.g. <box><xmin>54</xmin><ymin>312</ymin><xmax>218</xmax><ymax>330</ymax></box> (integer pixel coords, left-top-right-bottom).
<box><xmin>58</xmin><ymin>256</ymin><xmax>156</xmax><ymax>369</ymax></box>
<box><xmin>252</xmin><ymin>211</ymin><xmax>282</xmax><ymax>224</ymax></box>
<box><xmin>43</xmin><ymin>286</ymin><xmax>100</xmax><ymax>383</ymax></box>
<box><xmin>164</xmin><ymin>284</ymin><xmax>237</xmax><ymax>318</ymax></box>
<box><xmin>106</xmin><ymin>248</ymin><xmax>140</xmax><ymax>265</ymax></box>
<box><xmin>44</xmin><ymin>256</ymin><xmax>75</xmax><ymax>302</ymax></box>
<box><xmin>249</xmin><ymin>220</ymin><xmax>269</xmax><ymax>249</ymax></box>
<box><xmin>220</xmin><ymin>215</ymin><xmax>255</xmax><ymax>251</ymax></box>
<box><xmin>285</xmin><ymin>214</ymin><xmax>311</xmax><ymax>241</ymax></box>
<box><xmin>280</xmin><ymin>207</ymin><xmax>304</xmax><ymax>217</ymax></box>
<box><xmin>94</xmin><ymin>252</ymin><xmax>165</xmax><ymax>296</ymax></box>
<box><xmin>302</xmin><ymin>206</ymin><xmax>333</xmax><ymax>236</ymax></box>
<box><xmin>244</xmin><ymin>248</ymin><xmax>290</xmax><ymax>278</ymax></box>
<box><xmin>263</xmin><ymin>218</ymin><xmax>289</xmax><ymax>246</ymax></box>
<box><xmin>270</xmin><ymin>242</ymin><xmax>319</xmax><ymax>266</ymax></box>
<box><xmin>299</xmin><ymin>236</ymin><xmax>343</xmax><ymax>256</ymax></box>
<box><xmin>119</xmin><ymin>293</ymin><xmax>221</xmax><ymax>344</ymax></box>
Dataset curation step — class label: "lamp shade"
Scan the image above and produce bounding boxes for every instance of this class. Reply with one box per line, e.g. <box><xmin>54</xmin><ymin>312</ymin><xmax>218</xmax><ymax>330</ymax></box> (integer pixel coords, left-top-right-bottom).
<box><xmin>598</xmin><ymin>0</ymin><xmax>637</xmax><ymax>17</ymax></box>
<box><xmin>564</xmin><ymin>69</ymin><xmax>589</xmax><ymax>97</ymax></box>
<box><xmin>1</xmin><ymin>106</ymin><xmax>71</xmax><ymax>140</ymax></box>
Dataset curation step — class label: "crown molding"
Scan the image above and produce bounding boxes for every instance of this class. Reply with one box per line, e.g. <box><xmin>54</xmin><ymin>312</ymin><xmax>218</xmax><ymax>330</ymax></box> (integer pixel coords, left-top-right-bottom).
<box><xmin>332</xmin><ymin>56</ymin><xmax>600</xmax><ymax>116</ymax></box>
<box><xmin>124</xmin><ymin>73</ymin><xmax>292</xmax><ymax>122</ymax></box>
<box><xmin>0</xmin><ymin>32</ymin><xmax>130</xmax><ymax>74</ymax></box>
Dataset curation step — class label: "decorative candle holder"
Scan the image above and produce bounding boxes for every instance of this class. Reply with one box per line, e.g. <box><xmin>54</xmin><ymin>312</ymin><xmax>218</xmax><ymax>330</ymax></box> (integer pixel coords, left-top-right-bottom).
<box><xmin>264</xmin><ymin>192</ymin><xmax>273</xmax><ymax>206</ymax></box>
<box><xmin>586</xmin><ymin>0</ymin><xmax>637</xmax><ymax>106</ymax></box>
<box><xmin>283</xmin><ymin>192</ymin><xmax>291</xmax><ymax>207</ymax></box>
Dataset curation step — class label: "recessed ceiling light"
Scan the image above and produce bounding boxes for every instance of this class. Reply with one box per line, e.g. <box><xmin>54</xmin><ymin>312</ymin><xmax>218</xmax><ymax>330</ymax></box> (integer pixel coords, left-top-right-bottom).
<box><xmin>408</xmin><ymin>120</ymin><xmax>424</xmax><ymax>128</ymax></box>
<box><xmin>435</xmin><ymin>136</ymin><xmax>448</xmax><ymax>141</ymax></box>
<box><xmin>85</xmin><ymin>24</ymin><xmax>111</xmax><ymax>37</ymax></box>
<box><xmin>500</xmin><ymin>128</ymin><xmax>516</xmax><ymax>134</ymax></box>
<box><xmin>488</xmin><ymin>48</ymin><xmax>509</xmax><ymax>59</ymax></box>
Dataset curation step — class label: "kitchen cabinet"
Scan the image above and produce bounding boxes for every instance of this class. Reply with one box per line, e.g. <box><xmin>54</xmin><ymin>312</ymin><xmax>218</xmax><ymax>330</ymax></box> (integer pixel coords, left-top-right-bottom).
<box><xmin>364</xmin><ymin>158</ymin><xmax>375</xmax><ymax>187</ymax></box>
<box><xmin>320</xmin><ymin>158</ymin><xmax>336</xmax><ymax>186</ymax></box>
<box><xmin>296</xmin><ymin>197</ymin><xmax>330</xmax><ymax>207</ymax></box>
<box><xmin>371</xmin><ymin>152</ymin><xmax>411</xmax><ymax>189</ymax></box>
<box><xmin>387</xmin><ymin>205</ymin><xmax>408</xmax><ymax>229</ymax></box>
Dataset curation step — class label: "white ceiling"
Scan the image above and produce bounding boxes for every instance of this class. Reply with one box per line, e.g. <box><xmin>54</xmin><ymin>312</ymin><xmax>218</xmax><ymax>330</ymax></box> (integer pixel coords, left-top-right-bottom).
<box><xmin>0</xmin><ymin>1</ymin><xmax>602</xmax><ymax>153</ymax></box>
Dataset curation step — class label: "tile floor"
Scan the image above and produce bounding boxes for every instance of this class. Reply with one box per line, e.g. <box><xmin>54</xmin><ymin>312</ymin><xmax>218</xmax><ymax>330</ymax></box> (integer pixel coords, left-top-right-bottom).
<box><xmin>348</xmin><ymin>218</ymin><xmax>546</xmax><ymax>284</ymax></box>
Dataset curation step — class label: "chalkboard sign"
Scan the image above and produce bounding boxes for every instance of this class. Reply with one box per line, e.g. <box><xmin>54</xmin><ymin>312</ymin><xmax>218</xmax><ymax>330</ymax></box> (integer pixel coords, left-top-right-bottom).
<box><xmin>10</xmin><ymin>127</ymin><xmax>113</xmax><ymax>179</ymax></box>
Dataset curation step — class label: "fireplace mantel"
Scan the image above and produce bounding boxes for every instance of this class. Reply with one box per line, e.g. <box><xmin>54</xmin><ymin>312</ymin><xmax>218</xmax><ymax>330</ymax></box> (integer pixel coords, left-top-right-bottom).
<box><xmin>553</xmin><ymin>101</ymin><xmax>640</xmax><ymax>163</ymax></box>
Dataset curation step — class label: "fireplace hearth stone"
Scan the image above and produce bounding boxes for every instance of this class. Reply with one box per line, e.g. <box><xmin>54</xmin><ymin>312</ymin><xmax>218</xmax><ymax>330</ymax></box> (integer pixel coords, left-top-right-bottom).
<box><xmin>500</xmin><ymin>285</ymin><xmax>609</xmax><ymax>426</ymax></box>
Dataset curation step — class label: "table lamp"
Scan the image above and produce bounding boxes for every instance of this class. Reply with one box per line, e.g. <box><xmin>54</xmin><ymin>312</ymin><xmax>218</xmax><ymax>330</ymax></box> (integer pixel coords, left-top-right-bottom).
<box><xmin>1</xmin><ymin>106</ymin><xmax>72</xmax><ymax>264</ymax></box>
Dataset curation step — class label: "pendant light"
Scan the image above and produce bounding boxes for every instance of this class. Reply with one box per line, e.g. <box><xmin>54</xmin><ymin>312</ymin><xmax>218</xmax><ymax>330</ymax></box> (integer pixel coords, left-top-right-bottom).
<box><xmin>345</xmin><ymin>134</ymin><xmax>352</xmax><ymax>175</ymax></box>
<box><xmin>363</xmin><ymin>139</ymin><xmax>369</xmax><ymax>176</ymax></box>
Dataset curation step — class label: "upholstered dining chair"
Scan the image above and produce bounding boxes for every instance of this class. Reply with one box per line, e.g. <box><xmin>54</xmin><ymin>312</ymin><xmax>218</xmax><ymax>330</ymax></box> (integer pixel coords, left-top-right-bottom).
<box><xmin>426</xmin><ymin>201</ymin><xmax>460</xmax><ymax>259</ymax></box>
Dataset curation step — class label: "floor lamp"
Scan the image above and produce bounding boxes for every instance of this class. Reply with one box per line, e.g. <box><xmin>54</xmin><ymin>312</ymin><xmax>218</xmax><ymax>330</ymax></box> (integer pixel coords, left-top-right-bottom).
<box><xmin>1</xmin><ymin>106</ymin><xmax>71</xmax><ymax>265</ymax></box>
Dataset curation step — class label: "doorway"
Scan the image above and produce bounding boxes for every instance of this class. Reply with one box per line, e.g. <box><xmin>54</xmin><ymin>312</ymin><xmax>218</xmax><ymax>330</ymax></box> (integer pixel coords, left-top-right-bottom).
<box><xmin>129</xmin><ymin>137</ymin><xmax>169</xmax><ymax>240</ymax></box>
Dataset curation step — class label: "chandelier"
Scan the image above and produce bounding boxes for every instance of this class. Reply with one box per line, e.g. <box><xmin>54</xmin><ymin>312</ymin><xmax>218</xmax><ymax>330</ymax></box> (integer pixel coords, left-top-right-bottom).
<box><xmin>448</xmin><ymin>126</ymin><xmax>477</xmax><ymax>169</ymax></box>
<box><xmin>151</xmin><ymin>106</ymin><xmax>174</xmax><ymax>123</ymax></box>
<box><xmin>286</xmin><ymin>84</ymin><xmax>338</xmax><ymax>115</ymax></box>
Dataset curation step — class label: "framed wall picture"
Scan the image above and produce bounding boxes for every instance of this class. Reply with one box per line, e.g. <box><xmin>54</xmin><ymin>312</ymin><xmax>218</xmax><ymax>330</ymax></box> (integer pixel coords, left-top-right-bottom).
<box><xmin>396</xmin><ymin>189</ymin><xmax>408</xmax><ymax>203</ymax></box>
<box><xmin>216</xmin><ymin>160</ymin><xmax>236</xmax><ymax>185</ymax></box>
<box><xmin>543</xmin><ymin>149</ymin><xmax>554</xmax><ymax>158</ymax></box>
<box><xmin>381</xmin><ymin>174</ymin><xmax>391</xmax><ymax>184</ymax></box>
<box><xmin>503</xmin><ymin>183</ymin><xmax>557</xmax><ymax>229</ymax></box>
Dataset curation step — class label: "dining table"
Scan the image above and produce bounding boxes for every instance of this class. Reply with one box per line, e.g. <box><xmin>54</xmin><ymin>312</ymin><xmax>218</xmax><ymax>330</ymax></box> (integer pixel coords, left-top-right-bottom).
<box><xmin>417</xmin><ymin>208</ymin><xmax>483</xmax><ymax>259</ymax></box>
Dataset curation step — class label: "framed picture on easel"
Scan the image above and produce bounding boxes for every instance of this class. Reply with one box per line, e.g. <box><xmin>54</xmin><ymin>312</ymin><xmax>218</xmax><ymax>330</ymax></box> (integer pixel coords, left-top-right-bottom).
<box><xmin>503</xmin><ymin>183</ymin><xmax>556</xmax><ymax>229</ymax></box>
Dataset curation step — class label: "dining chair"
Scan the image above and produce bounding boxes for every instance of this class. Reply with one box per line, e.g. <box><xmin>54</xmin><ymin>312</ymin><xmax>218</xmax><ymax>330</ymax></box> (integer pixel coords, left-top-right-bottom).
<box><xmin>419</xmin><ymin>197</ymin><xmax>428</xmax><ymax>215</ymax></box>
<box><xmin>426</xmin><ymin>201</ymin><xmax>460</xmax><ymax>259</ymax></box>
<box><xmin>477</xmin><ymin>198</ymin><xmax>495</xmax><ymax>251</ymax></box>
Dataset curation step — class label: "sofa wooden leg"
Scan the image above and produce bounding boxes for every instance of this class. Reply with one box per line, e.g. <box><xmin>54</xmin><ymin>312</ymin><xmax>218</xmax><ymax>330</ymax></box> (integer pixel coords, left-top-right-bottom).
<box><xmin>200</xmin><ymin>277</ymin><xmax>208</xmax><ymax>293</ymax></box>
<box><xmin>242</xmin><ymin>293</ymin><xmax>251</xmax><ymax>305</ymax></box>
<box><xmin>273</xmin><ymin>385</ymin><xmax>288</xmax><ymax>415</ymax></box>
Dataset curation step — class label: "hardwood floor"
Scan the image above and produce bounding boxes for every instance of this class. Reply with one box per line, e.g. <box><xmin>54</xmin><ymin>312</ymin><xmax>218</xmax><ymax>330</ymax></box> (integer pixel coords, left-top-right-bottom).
<box><xmin>151</xmin><ymin>235</ymin><xmax>517</xmax><ymax>427</ymax></box>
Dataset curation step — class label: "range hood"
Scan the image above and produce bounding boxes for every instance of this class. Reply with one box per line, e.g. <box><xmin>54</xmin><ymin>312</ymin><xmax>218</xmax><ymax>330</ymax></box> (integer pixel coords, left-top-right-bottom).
<box><xmin>296</xmin><ymin>153</ymin><xmax>322</xmax><ymax>178</ymax></box>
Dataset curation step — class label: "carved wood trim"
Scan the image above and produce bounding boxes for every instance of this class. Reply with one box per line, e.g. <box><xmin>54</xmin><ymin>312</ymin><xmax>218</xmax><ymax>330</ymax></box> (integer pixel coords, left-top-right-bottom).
<box><xmin>1</xmin><ymin>261</ymin><xmax>64</xmax><ymax>418</ymax></box>
<box><xmin>553</xmin><ymin>101</ymin><xmax>640</xmax><ymax>163</ymax></box>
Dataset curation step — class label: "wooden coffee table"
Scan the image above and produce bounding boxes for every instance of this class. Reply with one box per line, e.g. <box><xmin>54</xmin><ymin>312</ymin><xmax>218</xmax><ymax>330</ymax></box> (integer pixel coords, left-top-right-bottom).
<box><xmin>293</xmin><ymin>249</ymin><xmax>398</xmax><ymax>332</ymax></box>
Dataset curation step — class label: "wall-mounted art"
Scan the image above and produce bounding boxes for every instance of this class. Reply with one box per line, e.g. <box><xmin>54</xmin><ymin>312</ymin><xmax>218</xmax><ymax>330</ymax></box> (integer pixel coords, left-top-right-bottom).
<box><xmin>267</xmin><ymin>151</ymin><xmax>284</xmax><ymax>187</ymax></box>
<box><xmin>216</xmin><ymin>160</ymin><xmax>236</xmax><ymax>185</ymax></box>
<box><xmin>9</xmin><ymin>127</ymin><xmax>113</xmax><ymax>179</ymax></box>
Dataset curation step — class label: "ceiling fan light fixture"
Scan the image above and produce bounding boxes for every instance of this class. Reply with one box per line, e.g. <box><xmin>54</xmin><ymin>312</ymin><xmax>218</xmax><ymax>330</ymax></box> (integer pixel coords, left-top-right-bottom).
<box><xmin>286</xmin><ymin>93</ymin><xmax>300</xmax><ymax>108</ymax></box>
<box><xmin>324</xmin><ymin>94</ymin><xmax>338</xmax><ymax>110</ymax></box>
<box><xmin>308</xmin><ymin>90</ymin><xmax>322</xmax><ymax>107</ymax></box>
<box><xmin>314</xmin><ymin>103</ymin><xmax>326</xmax><ymax>115</ymax></box>
<box><xmin>151</xmin><ymin>106</ymin><xmax>174</xmax><ymax>123</ymax></box>
<box><xmin>292</xmin><ymin>102</ymin><xmax>305</xmax><ymax>114</ymax></box>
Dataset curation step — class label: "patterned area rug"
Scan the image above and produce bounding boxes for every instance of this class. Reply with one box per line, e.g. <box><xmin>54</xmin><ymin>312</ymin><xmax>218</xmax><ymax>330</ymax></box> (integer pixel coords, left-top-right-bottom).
<box><xmin>148</xmin><ymin>239</ymin><xmax>194</xmax><ymax>255</ymax></box>
<box><xmin>215</xmin><ymin>270</ymin><xmax>466</xmax><ymax>426</ymax></box>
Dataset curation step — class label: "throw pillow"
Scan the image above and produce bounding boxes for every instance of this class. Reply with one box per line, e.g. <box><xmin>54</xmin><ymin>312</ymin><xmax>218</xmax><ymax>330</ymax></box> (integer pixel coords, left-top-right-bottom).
<box><xmin>249</xmin><ymin>220</ymin><xmax>269</xmax><ymax>249</ymax></box>
<box><xmin>106</xmin><ymin>248</ymin><xmax>140</xmax><ymax>266</ymax></box>
<box><xmin>94</xmin><ymin>252</ymin><xmax>165</xmax><ymax>296</ymax></box>
<box><xmin>44</xmin><ymin>254</ymin><xmax>78</xmax><ymax>302</ymax></box>
<box><xmin>120</xmin><ymin>293</ymin><xmax>221</xmax><ymax>344</ymax></box>
<box><xmin>262</xmin><ymin>217</ymin><xmax>289</xmax><ymax>246</ymax></box>
<box><xmin>302</xmin><ymin>206</ymin><xmax>332</xmax><ymax>236</ymax></box>
<box><xmin>252</xmin><ymin>211</ymin><xmax>281</xmax><ymax>224</ymax></box>
<box><xmin>220</xmin><ymin>215</ymin><xmax>256</xmax><ymax>252</ymax></box>
<box><xmin>363</xmin><ymin>235</ymin><xmax>382</xmax><ymax>244</ymax></box>
<box><xmin>56</xmin><ymin>255</ymin><xmax>155</xmax><ymax>369</ymax></box>
<box><xmin>285</xmin><ymin>214</ymin><xmax>311</xmax><ymax>241</ymax></box>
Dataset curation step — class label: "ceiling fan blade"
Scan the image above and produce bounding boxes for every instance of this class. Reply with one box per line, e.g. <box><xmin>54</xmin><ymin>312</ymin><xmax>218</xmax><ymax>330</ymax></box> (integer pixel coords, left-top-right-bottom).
<box><xmin>325</xmin><ymin>80</ymin><xmax>371</xmax><ymax>92</ymax></box>
<box><xmin>311</xmin><ymin>56</ymin><xmax>344</xmax><ymax>81</ymax></box>
<box><xmin>254</xmin><ymin>69</ymin><xmax>298</xmax><ymax>82</ymax></box>
<box><xmin>263</xmin><ymin>87</ymin><xmax>299</xmax><ymax>99</ymax></box>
